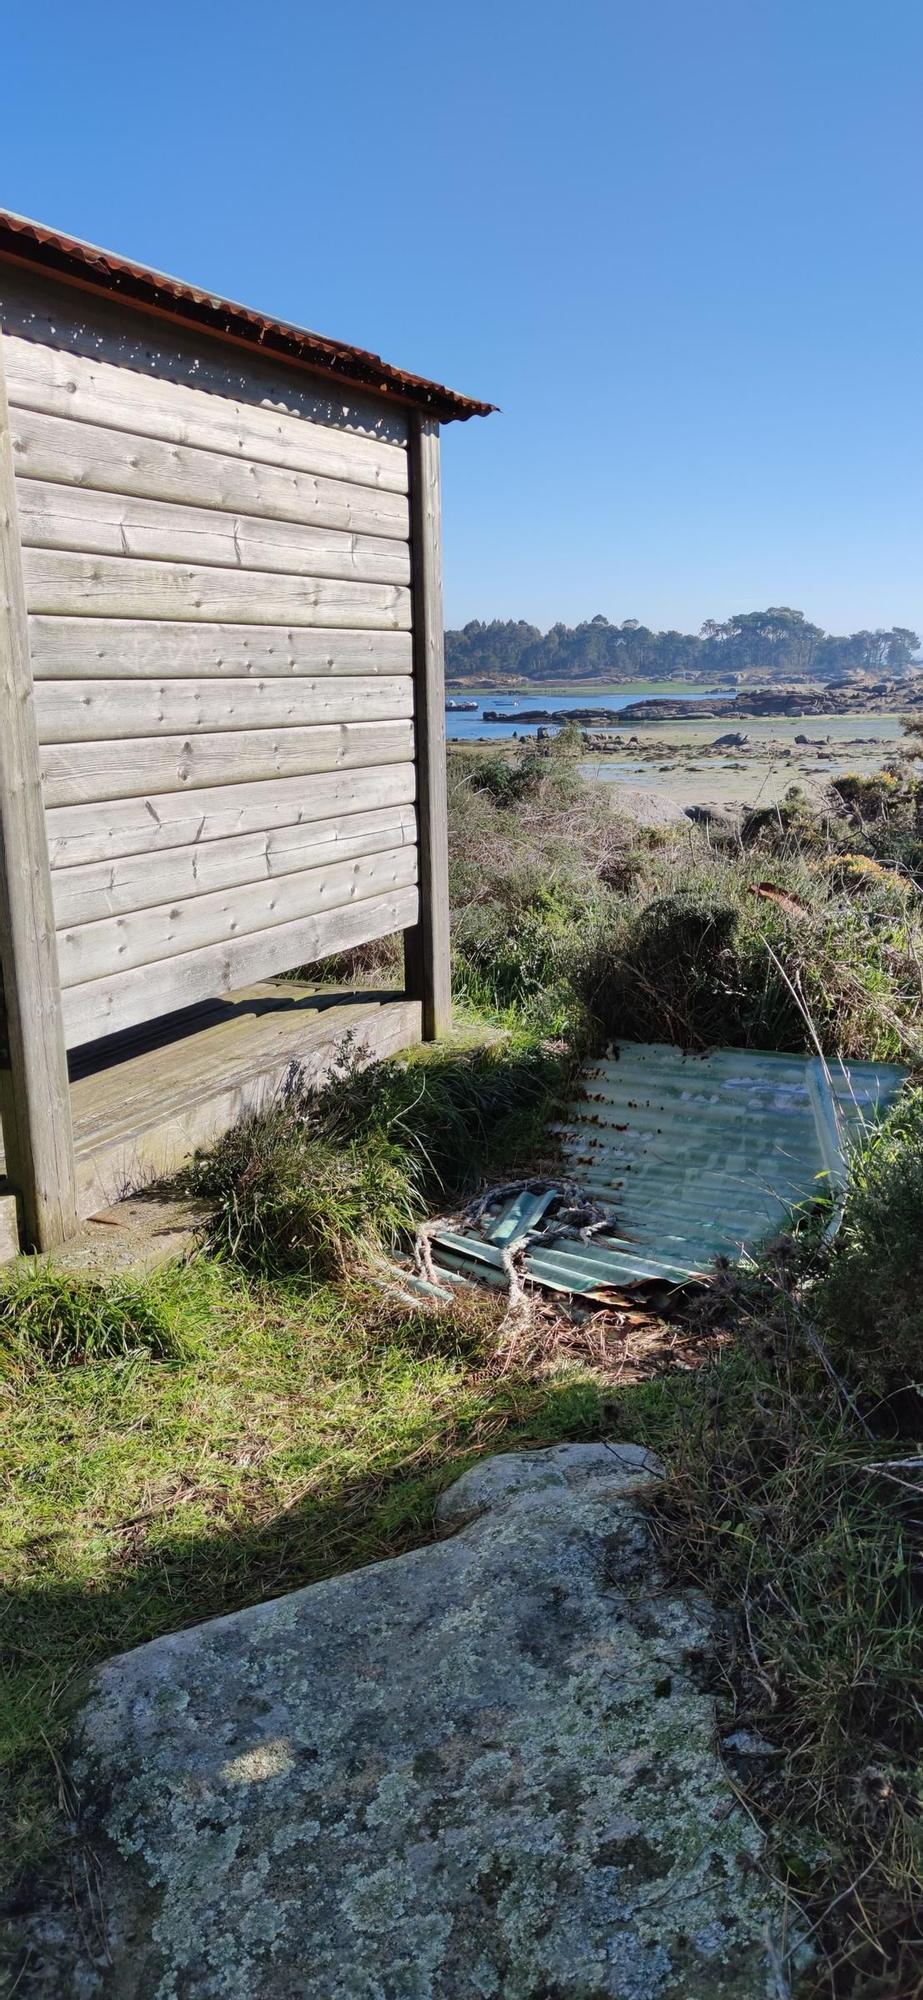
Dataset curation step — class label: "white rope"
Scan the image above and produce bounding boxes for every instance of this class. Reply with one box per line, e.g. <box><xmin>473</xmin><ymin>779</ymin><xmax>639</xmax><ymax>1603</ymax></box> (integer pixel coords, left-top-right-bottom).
<box><xmin>411</xmin><ymin>1176</ymin><xmax>620</xmax><ymax>1315</ymax></box>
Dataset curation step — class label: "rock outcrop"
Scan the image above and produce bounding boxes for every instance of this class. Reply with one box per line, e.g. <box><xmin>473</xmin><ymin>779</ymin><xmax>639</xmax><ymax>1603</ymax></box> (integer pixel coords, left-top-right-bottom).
<box><xmin>22</xmin><ymin>1443</ymin><xmax>801</xmax><ymax>1999</ymax></box>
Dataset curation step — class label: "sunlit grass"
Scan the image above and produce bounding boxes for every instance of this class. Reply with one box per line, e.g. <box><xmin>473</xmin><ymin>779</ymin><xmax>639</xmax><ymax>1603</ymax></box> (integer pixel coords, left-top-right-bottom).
<box><xmin>0</xmin><ymin>1254</ymin><xmax>608</xmax><ymax>1890</ymax></box>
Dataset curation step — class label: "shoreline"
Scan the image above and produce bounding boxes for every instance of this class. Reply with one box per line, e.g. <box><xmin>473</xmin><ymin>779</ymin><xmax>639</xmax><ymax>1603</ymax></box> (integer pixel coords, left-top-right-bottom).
<box><xmin>449</xmin><ymin>714</ymin><xmax>908</xmax><ymax>811</ymax></box>
<box><xmin>457</xmin><ymin>690</ymin><xmax>921</xmax><ymax>725</ymax></box>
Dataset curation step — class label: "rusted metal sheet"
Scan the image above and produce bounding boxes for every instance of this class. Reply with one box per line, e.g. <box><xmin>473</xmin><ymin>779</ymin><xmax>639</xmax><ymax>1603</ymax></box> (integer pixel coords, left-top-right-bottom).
<box><xmin>0</xmin><ymin>210</ymin><xmax>495</xmax><ymax>424</ymax></box>
<box><xmin>429</xmin><ymin>1043</ymin><xmax>907</xmax><ymax>1296</ymax></box>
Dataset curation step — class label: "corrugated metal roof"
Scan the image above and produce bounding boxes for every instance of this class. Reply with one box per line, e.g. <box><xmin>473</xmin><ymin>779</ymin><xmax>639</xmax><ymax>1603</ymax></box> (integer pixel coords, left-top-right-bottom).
<box><xmin>552</xmin><ymin>1043</ymin><xmax>906</xmax><ymax>1286</ymax></box>
<box><xmin>0</xmin><ymin>209</ymin><xmax>495</xmax><ymax>424</ymax></box>
<box><xmin>429</xmin><ymin>1043</ymin><xmax>907</xmax><ymax>1295</ymax></box>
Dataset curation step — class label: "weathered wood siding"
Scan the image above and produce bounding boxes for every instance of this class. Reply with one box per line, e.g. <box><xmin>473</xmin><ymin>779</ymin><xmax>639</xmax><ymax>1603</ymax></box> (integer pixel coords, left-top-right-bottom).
<box><xmin>0</xmin><ymin>275</ymin><xmax>420</xmax><ymax>1047</ymax></box>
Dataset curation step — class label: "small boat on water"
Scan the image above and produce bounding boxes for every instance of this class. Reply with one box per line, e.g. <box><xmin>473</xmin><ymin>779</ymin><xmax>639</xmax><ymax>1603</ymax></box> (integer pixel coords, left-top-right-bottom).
<box><xmin>445</xmin><ymin>698</ymin><xmax>479</xmax><ymax>712</ymax></box>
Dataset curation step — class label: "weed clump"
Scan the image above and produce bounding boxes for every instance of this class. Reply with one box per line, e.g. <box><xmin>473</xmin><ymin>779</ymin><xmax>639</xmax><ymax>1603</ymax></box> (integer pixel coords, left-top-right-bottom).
<box><xmin>189</xmin><ymin>1037</ymin><xmax>574</xmax><ymax>1277</ymax></box>
<box><xmin>0</xmin><ymin>1265</ymin><xmax>190</xmax><ymax>1374</ymax></box>
<box><xmin>576</xmin><ymin>891</ymin><xmax>798</xmax><ymax>1050</ymax></box>
<box><xmin>624</xmin><ymin>1307</ymin><xmax>923</xmax><ymax>1994</ymax></box>
<box><xmin>448</xmin><ymin>737</ymin><xmax>633</xmax><ymax>1032</ymax></box>
<box><xmin>189</xmin><ymin>1113</ymin><xmax>419</xmax><ymax>1279</ymax></box>
<box><xmin>814</xmin><ymin>1090</ymin><xmax>923</xmax><ymax>1404</ymax></box>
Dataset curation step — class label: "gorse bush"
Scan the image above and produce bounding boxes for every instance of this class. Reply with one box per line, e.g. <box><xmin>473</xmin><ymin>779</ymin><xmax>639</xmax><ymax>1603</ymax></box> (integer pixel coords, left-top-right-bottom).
<box><xmin>447</xmin><ymin>747</ymin><xmax>923</xmax><ymax>1061</ymax></box>
<box><xmin>577</xmin><ymin>849</ymin><xmax>923</xmax><ymax>1061</ymax></box>
<box><xmin>815</xmin><ymin>1089</ymin><xmax>923</xmax><ymax>1404</ymax></box>
<box><xmin>739</xmin><ymin>785</ymin><xmax>835</xmax><ymax>855</ymax></box>
<box><xmin>827</xmin><ymin>767</ymin><xmax>923</xmax><ymax>883</ymax></box>
<box><xmin>833</xmin><ymin>768</ymin><xmax>909</xmax><ymax>821</ymax></box>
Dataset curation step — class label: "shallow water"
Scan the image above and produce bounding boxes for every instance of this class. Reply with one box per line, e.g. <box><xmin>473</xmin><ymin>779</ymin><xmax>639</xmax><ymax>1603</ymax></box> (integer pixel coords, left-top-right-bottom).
<box><xmin>445</xmin><ymin>682</ymin><xmax>727</xmax><ymax>740</ymax></box>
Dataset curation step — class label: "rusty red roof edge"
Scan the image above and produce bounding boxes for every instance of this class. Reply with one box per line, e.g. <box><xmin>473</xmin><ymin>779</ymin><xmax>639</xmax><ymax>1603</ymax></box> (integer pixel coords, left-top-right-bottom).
<box><xmin>0</xmin><ymin>210</ymin><xmax>496</xmax><ymax>423</ymax></box>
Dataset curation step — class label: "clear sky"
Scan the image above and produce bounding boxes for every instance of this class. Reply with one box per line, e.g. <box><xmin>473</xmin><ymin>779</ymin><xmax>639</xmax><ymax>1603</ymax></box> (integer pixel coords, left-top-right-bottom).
<box><xmin>4</xmin><ymin>1</ymin><xmax>921</xmax><ymax>635</ymax></box>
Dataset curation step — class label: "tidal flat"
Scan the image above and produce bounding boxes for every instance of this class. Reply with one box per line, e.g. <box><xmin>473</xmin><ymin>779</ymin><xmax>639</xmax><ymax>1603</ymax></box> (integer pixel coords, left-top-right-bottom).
<box><xmin>454</xmin><ymin>712</ymin><xmax>907</xmax><ymax>810</ymax></box>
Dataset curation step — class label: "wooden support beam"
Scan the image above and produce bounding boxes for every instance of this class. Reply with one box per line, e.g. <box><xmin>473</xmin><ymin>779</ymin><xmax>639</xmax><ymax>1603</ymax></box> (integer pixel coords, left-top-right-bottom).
<box><xmin>0</xmin><ymin>346</ymin><xmax>77</xmax><ymax>1249</ymax></box>
<box><xmin>403</xmin><ymin>414</ymin><xmax>451</xmax><ymax>1039</ymax></box>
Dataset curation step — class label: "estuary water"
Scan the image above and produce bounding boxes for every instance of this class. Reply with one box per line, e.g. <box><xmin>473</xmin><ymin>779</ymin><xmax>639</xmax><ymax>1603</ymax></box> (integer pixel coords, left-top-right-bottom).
<box><xmin>444</xmin><ymin>682</ymin><xmax>729</xmax><ymax>740</ymax></box>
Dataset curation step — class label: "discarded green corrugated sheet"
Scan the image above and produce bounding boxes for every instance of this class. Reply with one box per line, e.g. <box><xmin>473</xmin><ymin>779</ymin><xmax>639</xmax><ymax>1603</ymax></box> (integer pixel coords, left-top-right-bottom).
<box><xmin>428</xmin><ymin>1042</ymin><xmax>907</xmax><ymax>1295</ymax></box>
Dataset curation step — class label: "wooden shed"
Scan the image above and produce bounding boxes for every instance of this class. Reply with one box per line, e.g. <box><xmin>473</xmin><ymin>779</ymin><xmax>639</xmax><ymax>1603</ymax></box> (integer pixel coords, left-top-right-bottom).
<box><xmin>0</xmin><ymin>211</ymin><xmax>492</xmax><ymax>1256</ymax></box>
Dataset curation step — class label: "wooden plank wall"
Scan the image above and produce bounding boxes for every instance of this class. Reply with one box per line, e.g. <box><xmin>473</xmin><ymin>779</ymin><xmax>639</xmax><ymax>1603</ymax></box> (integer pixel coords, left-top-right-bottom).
<box><xmin>0</xmin><ymin>277</ymin><xmax>422</xmax><ymax>1048</ymax></box>
<box><xmin>403</xmin><ymin>416</ymin><xmax>451</xmax><ymax>1039</ymax></box>
<box><xmin>0</xmin><ymin>340</ymin><xmax>78</xmax><ymax>1246</ymax></box>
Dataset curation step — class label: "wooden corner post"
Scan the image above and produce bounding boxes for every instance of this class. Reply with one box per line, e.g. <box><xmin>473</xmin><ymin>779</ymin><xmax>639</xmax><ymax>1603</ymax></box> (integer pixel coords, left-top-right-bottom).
<box><xmin>0</xmin><ymin>344</ymin><xmax>78</xmax><ymax>1249</ymax></box>
<box><xmin>404</xmin><ymin>412</ymin><xmax>451</xmax><ymax>1039</ymax></box>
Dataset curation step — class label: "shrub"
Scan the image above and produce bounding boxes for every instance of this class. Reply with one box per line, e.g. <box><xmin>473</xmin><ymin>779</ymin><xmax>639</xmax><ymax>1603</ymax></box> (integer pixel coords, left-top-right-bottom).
<box><xmin>581</xmin><ymin>891</ymin><xmax>768</xmax><ymax>1048</ymax></box>
<box><xmin>822</xmin><ymin>850</ymin><xmax>911</xmax><ymax>897</ymax></box>
<box><xmin>740</xmin><ymin>786</ymin><xmax>834</xmax><ymax>855</ymax></box>
<box><xmin>625</xmin><ymin>1317</ymin><xmax>923</xmax><ymax>1992</ymax></box>
<box><xmin>575</xmin><ymin>840</ymin><xmax>923</xmax><ymax>1062</ymax></box>
<box><xmin>462</xmin><ymin>725</ymin><xmax>585</xmax><ymax>811</ymax></box>
<box><xmin>188</xmin><ymin>1109</ymin><xmax>420</xmax><ymax>1278</ymax></box>
<box><xmin>448</xmin><ymin>750</ymin><xmax>628</xmax><ymax>1032</ymax></box>
<box><xmin>815</xmin><ymin>1091</ymin><xmax>923</xmax><ymax>1403</ymax></box>
<box><xmin>577</xmin><ymin>882</ymin><xmax>816</xmax><ymax>1051</ymax></box>
<box><xmin>189</xmin><ymin>1036</ymin><xmax>575</xmax><ymax>1276</ymax></box>
<box><xmin>827</xmin><ymin>770</ymin><xmax>923</xmax><ymax>883</ymax></box>
<box><xmin>832</xmin><ymin>770</ymin><xmax>906</xmax><ymax>820</ymax></box>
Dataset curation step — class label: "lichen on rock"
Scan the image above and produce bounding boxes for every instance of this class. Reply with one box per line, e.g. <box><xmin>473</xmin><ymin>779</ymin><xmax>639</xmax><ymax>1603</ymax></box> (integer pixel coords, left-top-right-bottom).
<box><xmin>23</xmin><ymin>1442</ymin><xmax>801</xmax><ymax>1998</ymax></box>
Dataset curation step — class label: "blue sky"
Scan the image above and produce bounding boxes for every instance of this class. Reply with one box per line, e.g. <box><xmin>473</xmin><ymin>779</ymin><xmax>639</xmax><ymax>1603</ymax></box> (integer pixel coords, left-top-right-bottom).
<box><xmin>4</xmin><ymin>1</ymin><xmax>921</xmax><ymax>634</ymax></box>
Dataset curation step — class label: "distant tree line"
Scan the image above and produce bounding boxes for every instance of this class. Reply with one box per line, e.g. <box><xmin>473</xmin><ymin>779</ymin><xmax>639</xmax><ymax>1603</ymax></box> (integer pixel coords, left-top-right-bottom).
<box><xmin>445</xmin><ymin>609</ymin><xmax>921</xmax><ymax>685</ymax></box>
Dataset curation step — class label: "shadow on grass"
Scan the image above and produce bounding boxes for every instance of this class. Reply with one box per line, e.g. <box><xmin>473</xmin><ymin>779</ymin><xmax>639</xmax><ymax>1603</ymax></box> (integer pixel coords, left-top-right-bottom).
<box><xmin>1</xmin><ymin>1362</ymin><xmax>610</xmax><ymax>1925</ymax></box>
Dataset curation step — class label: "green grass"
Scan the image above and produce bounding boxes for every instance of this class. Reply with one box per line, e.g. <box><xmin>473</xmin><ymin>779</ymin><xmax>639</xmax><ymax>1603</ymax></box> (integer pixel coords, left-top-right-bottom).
<box><xmin>613</xmin><ymin>1318</ymin><xmax>923</xmax><ymax>1997</ymax></box>
<box><xmin>5</xmin><ymin>1220</ymin><xmax>921</xmax><ymax>1991</ymax></box>
<box><xmin>186</xmin><ymin>1030</ymin><xmax>575</xmax><ymax>1275</ymax></box>
<box><xmin>0</xmin><ymin>1254</ymin><xmax>609</xmax><ymax>1898</ymax></box>
<box><xmin>2</xmin><ymin>1026</ymin><xmax>589</xmax><ymax>1903</ymax></box>
<box><xmin>446</xmin><ymin>744</ymin><xmax>923</xmax><ymax>1060</ymax></box>
<box><xmin>7</xmin><ymin>754</ymin><xmax>923</xmax><ymax>1993</ymax></box>
<box><xmin>816</xmin><ymin>1086</ymin><xmax>923</xmax><ymax>1403</ymax></box>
